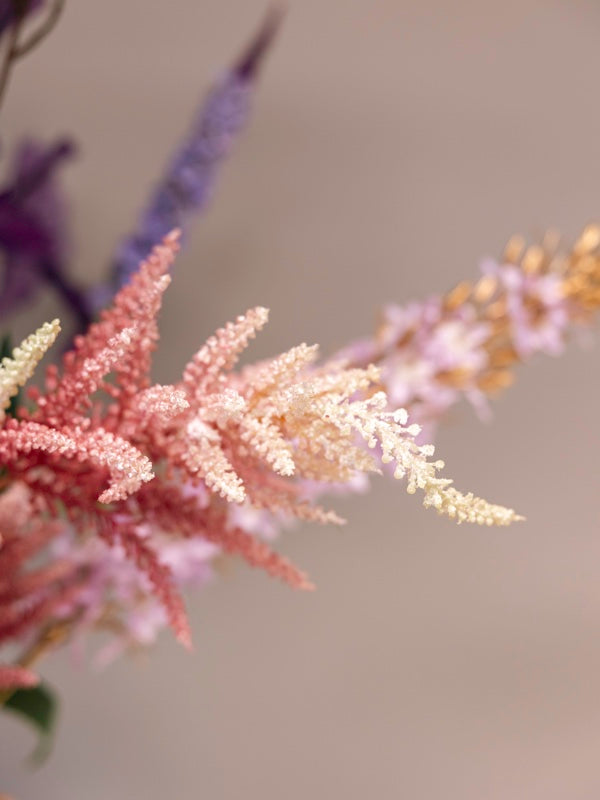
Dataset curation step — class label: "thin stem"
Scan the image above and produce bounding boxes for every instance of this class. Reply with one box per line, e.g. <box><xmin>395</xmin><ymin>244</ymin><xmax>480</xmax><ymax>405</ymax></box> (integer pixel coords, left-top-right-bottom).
<box><xmin>0</xmin><ymin>619</ymin><xmax>71</xmax><ymax>706</ymax></box>
<box><xmin>13</xmin><ymin>0</ymin><xmax>65</xmax><ymax>58</ymax></box>
<box><xmin>18</xmin><ymin>619</ymin><xmax>71</xmax><ymax>670</ymax></box>
<box><xmin>0</xmin><ymin>688</ymin><xmax>12</xmax><ymax>705</ymax></box>
<box><xmin>0</xmin><ymin>0</ymin><xmax>66</xmax><ymax>113</ymax></box>
<box><xmin>0</xmin><ymin>10</ymin><xmax>26</xmax><ymax>113</ymax></box>
<box><xmin>234</xmin><ymin>3</ymin><xmax>285</xmax><ymax>80</ymax></box>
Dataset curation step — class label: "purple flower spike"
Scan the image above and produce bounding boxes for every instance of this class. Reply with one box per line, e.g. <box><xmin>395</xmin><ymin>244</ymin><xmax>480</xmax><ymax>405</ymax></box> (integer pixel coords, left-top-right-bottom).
<box><xmin>108</xmin><ymin>7</ymin><xmax>283</xmax><ymax>294</ymax></box>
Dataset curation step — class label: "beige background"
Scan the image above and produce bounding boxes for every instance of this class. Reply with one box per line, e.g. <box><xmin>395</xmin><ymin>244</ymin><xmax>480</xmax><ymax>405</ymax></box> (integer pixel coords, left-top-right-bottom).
<box><xmin>3</xmin><ymin>1</ymin><xmax>600</xmax><ymax>797</ymax></box>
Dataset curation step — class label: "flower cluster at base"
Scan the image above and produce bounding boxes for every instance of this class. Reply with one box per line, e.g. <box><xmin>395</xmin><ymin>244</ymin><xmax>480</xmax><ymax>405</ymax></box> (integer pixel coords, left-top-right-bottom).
<box><xmin>0</xmin><ymin>231</ymin><xmax>520</xmax><ymax>689</ymax></box>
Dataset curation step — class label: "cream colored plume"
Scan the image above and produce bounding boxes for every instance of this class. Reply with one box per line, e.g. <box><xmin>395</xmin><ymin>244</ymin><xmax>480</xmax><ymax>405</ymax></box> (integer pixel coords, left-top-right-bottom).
<box><xmin>0</xmin><ymin>319</ymin><xmax>61</xmax><ymax>421</ymax></box>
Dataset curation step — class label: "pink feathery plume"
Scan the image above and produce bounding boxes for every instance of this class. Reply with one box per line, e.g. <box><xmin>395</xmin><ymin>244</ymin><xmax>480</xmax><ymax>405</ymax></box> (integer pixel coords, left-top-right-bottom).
<box><xmin>123</xmin><ymin>535</ymin><xmax>191</xmax><ymax>649</ymax></box>
<box><xmin>0</xmin><ymin>579</ymin><xmax>83</xmax><ymax>642</ymax></box>
<box><xmin>0</xmin><ymin>484</ymin><xmax>83</xmax><ymax>651</ymax></box>
<box><xmin>0</xmin><ymin>420</ymin><xmax>154</xmax><ymax>504</ymax></box>
<box><xmin>182</xmin><ymin>306</ymin><xmax>269</xmax><ymax>399</ymax></box>
<box><xmin>98</xmin><ymin>513</ymin><xmax>192</xmax><ymax>649</ymax></box>
<box><xmin>30</xmin><ymin>232</ymin><xmax>179</xmax><ymax>431</ymax></box>
<box><xmin>0</xmin><ymin>231</ymin><xmax>518</xmax><ymax>661</ymax></box>
<box><xmin>136</xmin><ymin>484</ymin><xmax>313</xmax><ymax>590</ymax></box>
<box><xmin>0</xmin><ymin>560</ymin><xmax>75</xmax><ymax>605</ymax></box>
<box><xmin>1</xmin><ymin>240</ymin><xmax>184</xmax><ymax>506</ymax></box>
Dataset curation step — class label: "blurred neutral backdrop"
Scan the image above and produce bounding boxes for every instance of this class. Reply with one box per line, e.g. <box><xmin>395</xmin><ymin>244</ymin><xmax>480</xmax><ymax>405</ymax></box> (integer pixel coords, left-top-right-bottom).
<box><xmin>3</xmin><ymin>1</ymin><xmax>600</xmax><ymax>798</ymax></box>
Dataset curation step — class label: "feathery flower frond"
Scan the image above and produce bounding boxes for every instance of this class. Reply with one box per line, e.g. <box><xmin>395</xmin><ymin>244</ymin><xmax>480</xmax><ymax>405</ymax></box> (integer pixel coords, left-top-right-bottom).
<box><xmin>130</xmin><ymin>385</ymin><xmax>189</xmax><ymax>426</ymax></box>
<box><xmin>98</xmin><ymin>517</ymin><xmax>192</xmax><ymax>649</ymax></box>
<box><xmin>182</xmin><ymin>306</ymin><xmax>269</xmax><ymax>398</ymax></box>
<box><xmin>0</xmin><ymin>483</ymin><xmax>81</xmax><ymax>661</ymax></box>
<box><xmin>0</xmin><ymin>421</ymin><xmax>154</xmax><ymax>504</ymax></box>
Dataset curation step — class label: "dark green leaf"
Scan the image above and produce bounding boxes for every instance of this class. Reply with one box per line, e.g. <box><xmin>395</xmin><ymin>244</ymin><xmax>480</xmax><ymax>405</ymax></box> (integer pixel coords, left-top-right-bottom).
<box><xmin>4</xmin><ymin>682</ymin><xmax>58</xmax><ymax>764</ymax></box>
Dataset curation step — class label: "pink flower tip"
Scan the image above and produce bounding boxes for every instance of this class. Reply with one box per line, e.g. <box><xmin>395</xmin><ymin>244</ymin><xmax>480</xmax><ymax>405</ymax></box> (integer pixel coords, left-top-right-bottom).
<box><xmin>0</xmin><ymin>666</ymin><xmax>40</xmax><ymax>690</ymax></box>
<box><xmin>163</xmin><ymin>229</ymin><xmax>182</xmax><ymax>246</ymax></box>
<box><xmin>176</xmin><ymin>629</ymin><xmax>194</xmax><ymax>651</ymax></box>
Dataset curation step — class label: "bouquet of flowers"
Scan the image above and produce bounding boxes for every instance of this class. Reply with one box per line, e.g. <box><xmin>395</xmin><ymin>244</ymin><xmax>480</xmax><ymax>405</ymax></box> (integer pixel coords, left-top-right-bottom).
<box><xmin>1</xmin><ymin>2</ymin><xmax>597</xmax><ymax>771</ymax></box>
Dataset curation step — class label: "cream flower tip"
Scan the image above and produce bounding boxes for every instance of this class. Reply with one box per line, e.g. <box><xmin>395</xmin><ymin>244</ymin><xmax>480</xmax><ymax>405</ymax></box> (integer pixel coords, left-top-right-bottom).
<box><xmin>249</xmin><ymin>306</ymin><xmax>269</xmax><ymax>325</ymax></box>
<box><xmin>0</xmin><ymin>318</ymin><xmax>61</xmax><ymax>418</ymax></box>
<box><xmin>246</xmin><ymin>306</ymin><xmax>269</xmax><ymax>331</ymax></box>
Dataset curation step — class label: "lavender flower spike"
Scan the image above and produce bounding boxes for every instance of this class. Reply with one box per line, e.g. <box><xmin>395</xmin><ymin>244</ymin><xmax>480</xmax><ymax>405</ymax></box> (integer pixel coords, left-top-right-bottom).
<box><xmin>109</xmin><ymin>6</ymin><xmax>283</xmax><ymax>293</ymax></box>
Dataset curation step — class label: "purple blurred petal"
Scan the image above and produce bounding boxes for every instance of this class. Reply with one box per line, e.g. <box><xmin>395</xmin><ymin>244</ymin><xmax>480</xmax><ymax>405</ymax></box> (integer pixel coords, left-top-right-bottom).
<box><xmin>0</xmin><ymin>251</ymin><xmax>42</xmax><ymax>314</ymax></box>
<box><xmin>0</xmin><ymin>137</ymin><xmax>91</xmax><ymax>325</ymax></box>
<box><xmin>2</xmin><ymin>138</ymin><xmax>75</xmax><ymax>260</ymax></box>
<box><xmin>0</xmin><ymin>0</ymin><xmax>44</xmax><ymax>37</ymax></box>
<box><xmin>0</xmin><ymin>202</ymin><xmax>50</xmax><ymax>256</ymax></box>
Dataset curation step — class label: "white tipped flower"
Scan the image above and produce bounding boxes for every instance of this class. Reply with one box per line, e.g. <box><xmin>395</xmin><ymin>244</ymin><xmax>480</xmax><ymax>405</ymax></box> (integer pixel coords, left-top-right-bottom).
<box><xmin>0</xmin><ymin>319</ymin><xmax>61</xmax><ymax>420</ymax></box>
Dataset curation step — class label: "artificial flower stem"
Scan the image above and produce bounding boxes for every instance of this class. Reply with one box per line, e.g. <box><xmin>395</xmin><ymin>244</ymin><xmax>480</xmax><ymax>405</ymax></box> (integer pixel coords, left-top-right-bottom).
<box><xmin>0</xmin><ymin>1</ymin><xmax>28</xmax><ymax>113</ymax></box>
<box><xmin>13</xmin><ymin>0</ymin><xmax>65</xmax><ymax>58</ymax></box>
<box><xmin>0</xmin><ymin>619</ymin><xmax>71</xmax><ymax>706</ymax></box>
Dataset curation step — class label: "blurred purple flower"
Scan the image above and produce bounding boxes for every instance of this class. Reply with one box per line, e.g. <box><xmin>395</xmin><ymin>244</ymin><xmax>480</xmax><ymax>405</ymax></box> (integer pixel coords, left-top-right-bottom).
<box><xmin>0</xmin><ymin>0</ymin><xmax>44</xmax><ymax>37</ymax></box>
<box><xmin>0</xmin><ymin>137</ymin><xmax>93</xmax><ymax>329</ymax></box>
<box><xmin>337</xmin><ymin>295</ymin><xmax>492</xmax><ymax>432</ymax></box>
<box><xmin>106</xmin><ymin>8</ymin><xmax>282</xmax><ymax>297</ymax></box>
<box><xmin>481</xmin><ymin>258</ymin><xmax>569</xmax><ymax>358</ymax></box>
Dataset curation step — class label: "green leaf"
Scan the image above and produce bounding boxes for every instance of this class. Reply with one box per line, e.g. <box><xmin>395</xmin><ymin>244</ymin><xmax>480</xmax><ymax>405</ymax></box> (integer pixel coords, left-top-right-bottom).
<box><xmin>4</xmin><ymin>682</ymin><xmax>58</xmax><ymax>765</ymax></box>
